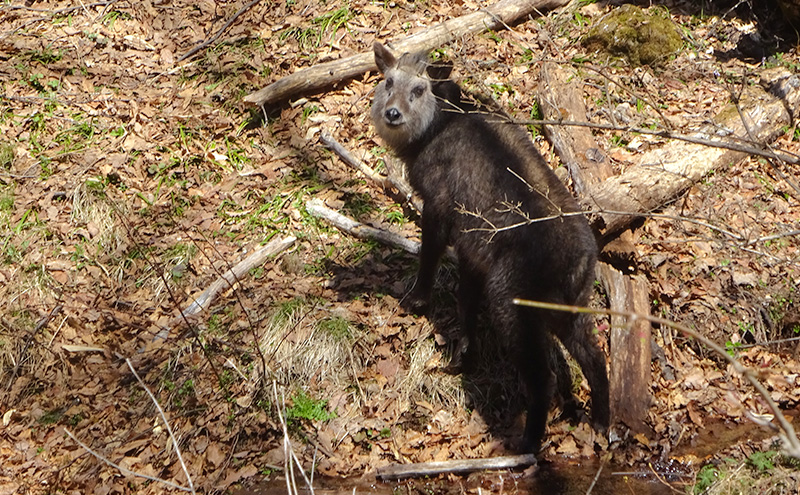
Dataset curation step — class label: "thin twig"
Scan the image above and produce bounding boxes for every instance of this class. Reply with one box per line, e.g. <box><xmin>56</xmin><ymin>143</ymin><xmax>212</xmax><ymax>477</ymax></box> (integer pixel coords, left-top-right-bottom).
<box><xmin>501</xmin><ymin>118</ymin><xmax>800</xmax><ymax>165</ymax></box>
<box><xmin>273</xmin><ymin>381</ymin><xmax>315</xmax><ymax>495</ymax></box>
<box><xmin>64</xmin><ymin>429</ymin><xmax>193</xmax><ymax>492</ymax></box>
<box><xmin>647</xmin><ymin>462</ymin><xmax>687</xmax><ymax>494</ymax></box>
<box><xmin>512</xmin><ymin>299</ymin><xmax>800</xmax><ymax>459</ymax></box>
<box><xmin>744</xmin><ymin>229</ymin><xmax>800</xmax><ymax>247</ymax></box>
<box><xmin>126</xmin><ymin>358</ymin><xmax>196</xmax><ymax>493</ymax></box>
<box><xmin>4</xmin><ymin>304</ymin><xmax>63</xmax><ymax>396</ymax></box>
<box><xmin>110</xmin><ymin>201</ymin><xmax>225</xmax><ymax>385</ymax></box>
<box><xmin>585</xmin><ymin>455</ymin><xmax>608</xmax><ymax>495</ymax></box>
<box><xmin>177</xmin><ymin>0</ymin><xmax>262</xmax><ymax>63</ymax></box>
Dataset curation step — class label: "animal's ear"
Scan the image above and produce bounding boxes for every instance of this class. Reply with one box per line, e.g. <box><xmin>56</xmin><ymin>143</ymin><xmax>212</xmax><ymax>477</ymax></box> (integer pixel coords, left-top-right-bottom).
<box><xmin>374</xmin><ymin>42</ymin><xmax>396</xmax><ymax>74</ymax></box>
<box><xmin>426</xmin><ymin>60</ymin><xmax>453</xmax><ymax>82</ymax></box>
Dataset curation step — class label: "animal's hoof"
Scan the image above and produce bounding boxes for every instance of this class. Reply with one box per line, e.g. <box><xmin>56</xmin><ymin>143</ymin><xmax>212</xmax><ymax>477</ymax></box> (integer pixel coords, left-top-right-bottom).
<box><xmin>403</xmin><ymin>292</ymin><xmax>430</xmax><ymax>315</ymax></box>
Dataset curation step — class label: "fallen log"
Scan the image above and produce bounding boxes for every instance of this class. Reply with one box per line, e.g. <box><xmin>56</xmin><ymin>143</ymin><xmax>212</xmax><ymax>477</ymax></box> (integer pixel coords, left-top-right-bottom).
<box><xmin>590</xmin><ymin>79</ymin><xmax>796</xmax><ymax>235</ymax></box>
<box><xmin>243</xmin><ymin>0</ymin><xmax>570</xmax><ymax>107</ymax></box>
<box><xmin>375</xmin><ymin>454</ymin><xmax>537</xmax><ymax>481</ymax></box>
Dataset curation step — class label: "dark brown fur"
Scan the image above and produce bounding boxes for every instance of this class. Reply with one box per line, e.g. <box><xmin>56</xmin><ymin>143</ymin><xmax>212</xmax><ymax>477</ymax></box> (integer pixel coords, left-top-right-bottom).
<box><xmin>371</xmin><ymin>42</ymin><xmax>610</xmax><ymax>453</ymax></box>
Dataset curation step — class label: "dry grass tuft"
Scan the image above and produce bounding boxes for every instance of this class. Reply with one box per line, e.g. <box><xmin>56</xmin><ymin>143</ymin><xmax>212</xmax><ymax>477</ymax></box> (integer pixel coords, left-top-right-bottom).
<box><xmin>400</xmin><ymin>337</ymin><xmax>465</xmax><ymax>411</ymax></box>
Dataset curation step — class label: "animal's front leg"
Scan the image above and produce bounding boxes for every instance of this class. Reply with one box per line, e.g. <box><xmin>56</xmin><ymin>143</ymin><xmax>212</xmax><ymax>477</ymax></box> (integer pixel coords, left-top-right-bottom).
<box><xmin>405</xmin><ymin>210</ymin><xmax>447</xmax><ymax>314</ymax></box>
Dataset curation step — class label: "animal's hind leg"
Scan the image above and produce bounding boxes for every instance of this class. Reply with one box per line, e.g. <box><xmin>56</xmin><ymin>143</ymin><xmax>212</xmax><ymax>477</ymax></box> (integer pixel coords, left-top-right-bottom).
<box><xmin>549</xmin><ymin>339</ymin><xmax>580</xmax><ymax>422</ymax></box>
<box><xmin>456</xmin><ymin>263</ymin><xmax>482</xmax><ymax>372</ymax></box>
<box><xmin>557</xmin><ymin>312</ymin><xmax>610</xmax><ymax>432</ymax></box>
<box><xmin>494</xmin><ymin>303</ymin><xmax>553</xmax><ymax>453</ymax></box>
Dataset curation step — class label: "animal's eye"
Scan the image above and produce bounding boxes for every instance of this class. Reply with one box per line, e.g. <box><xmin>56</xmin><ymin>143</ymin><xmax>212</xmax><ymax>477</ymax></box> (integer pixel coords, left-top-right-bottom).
<box><xmin>385</xmin><ymin>78</ymin><xmax>394</xmax><ymax>90</ymax></box>
<box><xmin>410</xmin><ymin>85</ymin><xmax>425</xmax><ymax>100</ymax></box>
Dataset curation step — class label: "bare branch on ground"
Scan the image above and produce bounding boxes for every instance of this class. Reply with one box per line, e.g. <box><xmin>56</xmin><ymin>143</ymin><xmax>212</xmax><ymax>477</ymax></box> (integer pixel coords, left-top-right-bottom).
<box><xmin>64</xmin><ymin>429</ymin><xmax>194</xmax><ymax>492</ymax></box>
<box><xmin>375</xmin><ymin>453</ymin><xmax>538</xmax><ymax>480</ymax></box>
<box><xmin>320</xmin><ymin>133</ymin><xmax>388</xmax><ymax>186</ymax></box>
<box><xmin>163</xmin><ymin>236</ymin><xmax>296</xmax><ymax>334</ymax></box>
<box><xmin>320</xmin><ymin>133</ymin><xmax>423</xmax><ymax>212</ymax></box>
<box><xmin>177</xmin><ymin>0</ymin><xmax>262</xmax><ymax>63</ymax></box>
<box><xmin>306</xmin><ymin>198</ymin><xmax>420</xmax><ymax>254</ymax></box>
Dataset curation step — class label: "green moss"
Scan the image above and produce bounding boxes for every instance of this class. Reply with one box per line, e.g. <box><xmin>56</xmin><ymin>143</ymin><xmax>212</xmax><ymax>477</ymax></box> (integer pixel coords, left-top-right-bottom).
<box><xmin>583</xmin><ymin>5</ymin><xmax>682</xmax><ymax>67</ymax></box>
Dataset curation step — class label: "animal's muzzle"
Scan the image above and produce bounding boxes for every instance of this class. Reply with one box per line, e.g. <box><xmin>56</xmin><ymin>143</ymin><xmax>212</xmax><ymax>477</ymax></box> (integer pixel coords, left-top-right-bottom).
<box><xmin>384</xmin><ymin>108</ymin><xmax>402</xmax><ymax>124</ymax></box>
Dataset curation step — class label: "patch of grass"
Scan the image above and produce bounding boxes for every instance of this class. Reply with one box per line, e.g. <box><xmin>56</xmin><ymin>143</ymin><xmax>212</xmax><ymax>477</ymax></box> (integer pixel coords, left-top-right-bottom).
<box><xmin>0</xmin><ymin>142</ymin><xmax>14</xmax><ymax>169</ymax></box>
<box><xmin>162</xmin><ymin>242</ymin><xmax>197</xmax><ymax>282</ymax></box>
<box><xmin>488</xmin><ymin>82</ymin><xmax>513</xmax><ymax>99</ymax></box>
<box><xmin>301</xmin><ymin>105</ymin><xmax>319</xmax><ymax>124</ymax></box>
<box><xmin>27</xmin><ymin>73</ymin><xmax>46</xmax><ymax>92</ymax></box>
<box><xmin>352</xmin><ymin>427</ymin><xmax>391</xmax><ymax>449</ymax></box>
<box><xmin>346</xmin><ymin>239</ymin><xmax>379</xmax><ymax>264</ymax></box>
<box><xmin>68</xmin><ymin>413</ymin><xmax>84</xmax><ymax>427</ymax></box>
<box><xmin>766</xmin><ymin>52</ymin><xmax>800</xmax><ymax>72</ymax></box>
<box><xmin>724</xmin><ymin>339</ymin><xmax>742</xmax><ymax>357</ymax></box>
<box><xmin>285</xmin><ymin>389</ymin><xmax>336</xmax><ymax>425</ymax></box>
<box><xmin>101</xmin><ymin>10</ymin><xmax>133</xmax><ymax>29</ymax></box>
<box><xmin>318</xmin><ymin>316</ymin><xmax>352</xmax><ymax>341</ymax></box>
<box><xmin>280</xmin><ymin>5</ymin><xmax>354</xmax><ymax>55</ymax></box>
<box><xmin>54</xmin><ymin>118</ymin><xmax>97</xmax><ymax>153</ymax></box>
<box><xmin>244</xmin><ymin>193</ymin><xmax>292</xmax><ymax>232</ymax></box>
<box><xmin>692</xmin><ymin>450</ymin><xmax>798</xmax><ymax>494</ymax></box>
<box><xmin>274</xmin><ymin>296</ymin><xmax>311</xmax><ymax>324</ymax></box>
<box><xmin>341</xmin><ymin>191</ymin><xmax>376</xmax><ymax>219</ymax></box>
<box><xmin>311</xmin><ymin>6</ymin><xmax>354</xmax><ymax>45</ymax></box>
<box><xmin>527</xmin><ymin>102</ymin><xmax>543</xmax><ymax>137</ymax></box>
<box><xmin>38</xmin><ymin>409</ymin><xmax>63</xmax><ymax>425</ymax></box>
<box><xmin>517</xmin><ymin>48</ymin><xmax>534</xmax><ymax>64</ymax></box>
<box><xmin>171</xmin><ymin>379</ymin><xmax>196</xmax><ymax>409</ymax></box>
<box><xmin>27</xmin><ymin>47</ymin><xmax>63</xmax><ymax>65</ymax></box>
<box><xmin>0</xmin><ymin>187</ymin><xmax>13</xmax><ymax>215</ymax></box>
<box><xmin>610</xmin><ymin>135</ymin><xmax>629</xmax><ymax>148</ymax></box>
<box><xmin>572</xmin><ymin>10</ymin><xmax>589</xmax><ymax>27</ymax></box>
<box><xmin>382</xmin><ymin>204</ymin><xmax>406</xmax><ymax>225</ymax></box>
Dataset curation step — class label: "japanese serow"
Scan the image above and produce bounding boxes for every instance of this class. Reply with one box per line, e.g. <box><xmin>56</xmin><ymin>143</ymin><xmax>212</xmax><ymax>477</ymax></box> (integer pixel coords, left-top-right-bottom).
<box><xmin>370</xmin><ymin>42</ymin><xmax>610</xmax><ymax>452</ymax></box>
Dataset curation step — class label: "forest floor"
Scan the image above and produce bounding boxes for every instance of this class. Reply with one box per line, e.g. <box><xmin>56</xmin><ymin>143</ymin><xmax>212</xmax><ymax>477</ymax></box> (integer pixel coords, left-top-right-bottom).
<box><xmin>2</xmin><ymin>0</ymin><xmax>800</xmax><ymax>493</ymax></box>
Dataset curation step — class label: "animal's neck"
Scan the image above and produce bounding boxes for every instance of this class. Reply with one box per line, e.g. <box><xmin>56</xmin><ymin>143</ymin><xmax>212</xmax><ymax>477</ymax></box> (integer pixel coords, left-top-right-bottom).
<box><xmin>393</xmin><ymin>106</ymin><xmax>455</xmax><ymax>161</ymax></box>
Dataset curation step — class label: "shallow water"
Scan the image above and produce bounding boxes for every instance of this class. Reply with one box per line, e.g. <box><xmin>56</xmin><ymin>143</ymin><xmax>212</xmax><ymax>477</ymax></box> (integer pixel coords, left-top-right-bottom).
<box><xmin>238</xmin><ymin>458</ymin><xmax>684</xmax><ymax>495</ymax></box>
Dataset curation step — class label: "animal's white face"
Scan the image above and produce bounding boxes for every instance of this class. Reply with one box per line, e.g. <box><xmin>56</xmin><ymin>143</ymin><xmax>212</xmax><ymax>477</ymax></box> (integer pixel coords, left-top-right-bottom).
<box><xmin>371</xmin><ymin>44</ymin><xmax>438</xmax><ymax>151</ymax></box>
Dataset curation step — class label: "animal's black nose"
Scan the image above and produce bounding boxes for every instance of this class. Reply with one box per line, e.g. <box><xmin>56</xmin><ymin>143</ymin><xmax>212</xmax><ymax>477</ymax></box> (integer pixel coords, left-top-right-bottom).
<box><xmin>385</xmin><ymin>108</ymin><xmax>401</xmax><ymax>123</ymax></box>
